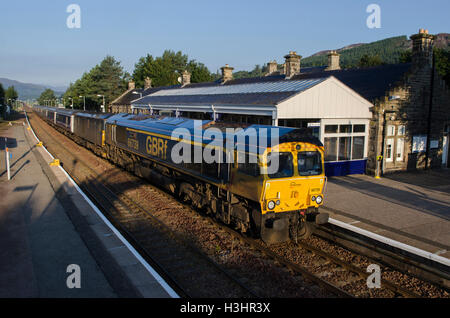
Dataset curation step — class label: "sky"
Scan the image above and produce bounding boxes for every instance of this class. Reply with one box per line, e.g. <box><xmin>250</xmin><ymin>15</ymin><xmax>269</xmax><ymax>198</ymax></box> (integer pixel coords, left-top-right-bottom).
<box><xmin>0</xmin><ymin>0</ymin><xmax>449</xmax><ymax>87</ymax></box>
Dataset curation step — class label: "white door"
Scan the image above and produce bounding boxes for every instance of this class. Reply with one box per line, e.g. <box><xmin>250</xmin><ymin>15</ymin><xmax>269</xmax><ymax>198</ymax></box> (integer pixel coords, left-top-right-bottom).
<box><xmin>396</xmin><ymin>138</ymin><xmax>404</xmax><ymax>162</ymax></box>
<box><xmin>386</xmin><ymin>138</ymin><xmax>394</xmax><ymax>162</ymax></box>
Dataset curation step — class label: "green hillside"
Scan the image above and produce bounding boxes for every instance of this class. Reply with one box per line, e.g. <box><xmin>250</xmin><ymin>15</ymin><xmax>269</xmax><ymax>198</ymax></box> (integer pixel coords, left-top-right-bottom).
<box><xmin>302</xmin><ymin>36</ymin><xmax>410</xmax><ymax>68</ymax></box>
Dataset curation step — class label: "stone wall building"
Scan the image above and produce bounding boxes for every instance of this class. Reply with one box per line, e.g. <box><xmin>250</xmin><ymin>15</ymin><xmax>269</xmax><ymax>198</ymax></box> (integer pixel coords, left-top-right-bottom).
<box><xmin>290</xmin><ymin>29</ymin><xmax>450</xmax><ymax>174</ymax></box>
<box><xmin>110</xmin><ymin>78</ymin><xmax>155</xmax><ymax>113</ymax></box>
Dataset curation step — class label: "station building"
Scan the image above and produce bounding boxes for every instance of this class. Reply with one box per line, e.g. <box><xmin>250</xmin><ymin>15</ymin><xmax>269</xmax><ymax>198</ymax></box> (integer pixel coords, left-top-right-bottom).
<box><xmin>288</xmin><ymin>30</ymin><xmax>450</xmax><ymax>175</ymax></box>
<box><xmin>115</xmin><ymin>28</ymin><xmax>449</xmax><ymax>177</ymax></box>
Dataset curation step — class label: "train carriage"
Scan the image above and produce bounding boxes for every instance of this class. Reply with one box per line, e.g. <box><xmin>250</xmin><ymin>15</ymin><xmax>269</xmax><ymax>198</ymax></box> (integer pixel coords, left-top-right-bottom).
<box><xmin>74</xmin><ymin>112</ymin><xmax>113</xmax><ymax>147</ymax></box>
<box><xmin>55</xmin><ymin>108</ymin><xmax>79</xmax><ymax>133</ymax></box>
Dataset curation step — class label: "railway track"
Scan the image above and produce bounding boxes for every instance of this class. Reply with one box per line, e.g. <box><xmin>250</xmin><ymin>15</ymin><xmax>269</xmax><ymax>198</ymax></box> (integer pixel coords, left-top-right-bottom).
<box><xmin>26</xmin><ymin>110</ymin><xmax>449</xmax><ymax>298</ymax></box>
<box><xmin>202</xmin><ymin>217</ymin><xmax>421</xmax><ymax>297</ymax></box>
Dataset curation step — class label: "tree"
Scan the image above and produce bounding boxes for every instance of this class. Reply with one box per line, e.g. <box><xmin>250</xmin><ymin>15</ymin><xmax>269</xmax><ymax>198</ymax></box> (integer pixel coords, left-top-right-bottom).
<box><xmin>5</xmin><ymin>86</ymin><xmax>18</xmax><ymax>103</ymax></box>
<box><xmin>434</xmin><ymin>48</ymin><xmax>450</xmax><ymax>86</ymax></box>
<box><xmin>0</xmin><ymin>83</ymin><xmax>4</xmax><ymax>105</ymax></box>
<box><xmin>358</xmin><ymin>54</ymin><xmax>384</xmax><ymax>68</ymax></box>
<box><xmin>133</xmin><ymin>50</ymin><xmax>214</xmax><ymax>88</ymax></box>
<box><xmin>187</xmin><ymin>60</ymin><xmax>214</xmax><ymax>83</ymax></box>
<box><xmin>38</xmin><ymin>88</ymin><xmax>56</xmax><ymax>105</ymax></box>
<box><xmin>63</xmin><ymin>55</ymin><xmax>129</xmax><ymax>111</ymax></box>
<box><xmin>399</xmin><ymin>50</ymin><xmax>412</xmax><ymax>63</ymax></box>
<box><xmin>0</xmin><ymin>83</ymin><xmax>4</xmax><ymax>118</ymax></box>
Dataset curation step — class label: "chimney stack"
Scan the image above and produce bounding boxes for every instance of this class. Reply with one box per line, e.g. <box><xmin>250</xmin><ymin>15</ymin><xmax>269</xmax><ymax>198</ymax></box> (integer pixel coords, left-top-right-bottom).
<box><xmin>128</xmin><ymin>80</ymin><xmax>135</xmax><ymax>90</ymax></box>
<box><xmin>325</xmin><ymin>50</ymin><xmax>341</xmax><ymax>71</ymax></box>
<box><xmin>284</xmin><ymin>51</ymin><xmax>301</xmax><ymax>78</ymax></box>
<box><xmin>181</xmin><ymin>70</ymin><xmax>191</xmax><ymax>86</ymax></box>
<box><xmin>144</xmin><ymin>77</ymin><xmax>152</xmax><ymax>89</ymax></box>
<box><xmin>221</xmin><ymin>64</ymin><xmax>234</xmax><ymax>82</ymax></box>
<box><xmin>266</xmin><ymin>60</ymin><xmax>278</xmax><ymax>75</ymax></box>
<box><xmin>410</xmin><ymin>28</ymin><xmax>434</xmax><ymax>67</ymax></box>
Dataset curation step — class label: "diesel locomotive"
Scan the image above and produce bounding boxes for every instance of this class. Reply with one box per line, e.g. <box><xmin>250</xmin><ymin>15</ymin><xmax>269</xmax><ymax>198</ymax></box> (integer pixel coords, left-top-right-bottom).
<box><xmin>32</xmin><ymin>105</ymin><xmax>328</xmax><ymax>243</ymax></box>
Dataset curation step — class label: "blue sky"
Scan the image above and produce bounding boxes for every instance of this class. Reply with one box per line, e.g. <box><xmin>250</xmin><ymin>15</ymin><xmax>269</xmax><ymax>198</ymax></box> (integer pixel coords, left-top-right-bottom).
<box><xmin>0</xmin><ymin>0</ymin><xmax>449</xmax><ymax>87</ymax></box>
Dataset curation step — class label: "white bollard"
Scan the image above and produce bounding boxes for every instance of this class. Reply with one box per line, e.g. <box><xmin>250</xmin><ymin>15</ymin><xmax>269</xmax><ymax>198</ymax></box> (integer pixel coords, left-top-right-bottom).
<box><xmin>5</xmin><ymin>137</ymin><xmax>10</xmax><ymax>181</ymax></box>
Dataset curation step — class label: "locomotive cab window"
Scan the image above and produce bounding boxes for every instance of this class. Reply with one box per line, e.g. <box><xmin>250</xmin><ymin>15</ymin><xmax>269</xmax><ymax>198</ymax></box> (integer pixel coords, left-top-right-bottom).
<box><xmin>298</xmin><ymin>151</ymin><xmax>322</xmax><ymax>176</ymax></box>
<box><xmin>267</xmin><ymin>152</ymin><xmax>293</xmax><ymax>179</ymax></box>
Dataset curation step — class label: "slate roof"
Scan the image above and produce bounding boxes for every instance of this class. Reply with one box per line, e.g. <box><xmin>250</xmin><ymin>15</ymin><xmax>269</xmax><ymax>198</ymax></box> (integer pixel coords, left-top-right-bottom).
<box><xmin>291</xmin><ymin>63</ymin><xmax>412</xmax><ymax>101</ymax></box>
<box><xmin>123</xmin><ymin>63</ymin><xmax>412</xmax><ymax>108</ymax></box>
<box><xmin>133</xmin><ymin>78</ymin><xmax>327</xmax><ymax>107</ymax></box>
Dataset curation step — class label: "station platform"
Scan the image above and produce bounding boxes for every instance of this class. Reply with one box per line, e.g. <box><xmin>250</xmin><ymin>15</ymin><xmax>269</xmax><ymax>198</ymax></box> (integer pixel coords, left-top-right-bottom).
<box><xmin>323</xmin><ymin>170</ymin><xmax>450</xmax><ymax>263</ymax></box>
<box><xmin>0</xmin><ymin>117</ymin><xmax>176</xmax><ymax>298</ymax></box>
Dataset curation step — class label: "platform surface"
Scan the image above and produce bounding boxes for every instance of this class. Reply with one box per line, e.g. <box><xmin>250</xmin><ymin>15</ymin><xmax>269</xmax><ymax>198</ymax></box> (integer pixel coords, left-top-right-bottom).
<box><xmin>324</xmin><ymin>170</ymin><xmax>450</xmax><ymax>260</ymax></box>
<box><xmin>0</xmin><ymin>117</ymin><xmax>173</xmax><ymax>298</ymax></box>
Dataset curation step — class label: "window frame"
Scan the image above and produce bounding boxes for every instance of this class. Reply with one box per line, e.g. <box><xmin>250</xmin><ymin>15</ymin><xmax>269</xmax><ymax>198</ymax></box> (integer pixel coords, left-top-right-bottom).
<box><xmin>322</xmin><ymin>122</ymin><xmax>367</xmax><ymax>163</ymax></box>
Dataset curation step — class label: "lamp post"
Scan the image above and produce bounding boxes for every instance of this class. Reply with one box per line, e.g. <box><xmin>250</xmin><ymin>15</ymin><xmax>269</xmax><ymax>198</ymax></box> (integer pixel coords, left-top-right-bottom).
<box><xmin>79</xmin><ymin>95</ymin><xmax>85</xmax><ymax>111</ymax></box>
<box><xmin>97</xmin><ymin>94</ymin><xmax>105</xmax><ymax>113</ymax></box>
<box><xmin>68</xmin><ymin>97</ymin><xmax>73</xmax><ymax>109</ymax></box>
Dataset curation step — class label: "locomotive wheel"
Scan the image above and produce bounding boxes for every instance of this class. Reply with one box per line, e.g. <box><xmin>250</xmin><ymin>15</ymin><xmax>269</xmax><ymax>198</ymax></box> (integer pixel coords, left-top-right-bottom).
<box><xmin>296</xmin><ymin>221</ymin><xmax>314</xmax><ymax>240</ymax></box>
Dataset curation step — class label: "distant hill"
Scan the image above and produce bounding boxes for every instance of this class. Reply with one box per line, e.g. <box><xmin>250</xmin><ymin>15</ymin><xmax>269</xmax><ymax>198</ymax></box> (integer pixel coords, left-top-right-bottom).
<box><xmin>302</xmin><ymin>33</ymin><xmax>450</xmax><ymax>68</ymax></box>
<box><xmin>0</xmin><ymin>78</ymin><xmax>66</xmax><ymax>100</ymax></box>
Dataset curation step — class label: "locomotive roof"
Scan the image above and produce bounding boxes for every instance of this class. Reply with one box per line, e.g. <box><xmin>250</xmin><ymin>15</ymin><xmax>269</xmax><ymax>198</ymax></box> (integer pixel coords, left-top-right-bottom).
<box><xmin>107</xmin><ymin>114</ymin><xmax>322</xmax><ymax>153</ymax></box>
<box><xmin>76</xmin><ymin>112</ymin><xmax>114</xmax><ymax>119</ymax></box>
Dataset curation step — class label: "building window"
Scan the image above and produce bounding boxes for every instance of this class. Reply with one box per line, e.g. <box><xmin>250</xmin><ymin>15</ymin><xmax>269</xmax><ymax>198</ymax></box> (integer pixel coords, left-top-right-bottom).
<box><xmin>339</xmin><ymin>125</ymin><xmax>352</xmax><ymax>133</ymax></box>
<box><xmin>352</xmin><ymin>136</ymin><xmax>365</xmax><ymax>160</ymax></box>
<box><xmin>323</xmin><ymin>122</ymin><xmax>367</xmax><ymax>162</ymax></box>
<box><xmin>338</xmin><ymin>137</ymin><xmax>352</xmax><ymax>161</ymax></box>
<box><xmin>412</xmin><ymin>135</ymin><xmax>427</xmax><ymax>153</ymax></box>
<box><xmin>324</xmin><ymin>137</ymin><xmax>338</xmax><ymax>161</ymax></box>
<box><xmin>387</xmin><ymin>125</ymin><xmax>395</xmax><ymax>136</ymax></box>
<box><xmin>353</xmin><ymin>125</ymin><xmax>365</xmax><ymax>133</ymax></box>
<box><xmin>325</xmin><ymin>125</ymin><xmax>338</xmax><ymax>133</ymax></box>
<box><xmin>398</xmin><ymin>125</ymin><xmax>405</xmax><ymax>136</ymax></box>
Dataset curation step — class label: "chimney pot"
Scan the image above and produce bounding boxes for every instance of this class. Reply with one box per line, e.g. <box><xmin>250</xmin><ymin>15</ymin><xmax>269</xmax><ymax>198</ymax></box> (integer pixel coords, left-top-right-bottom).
<box><xmin>182</xmin><ymin>70</ymin><xmax>191</xmax><ymax>86</ymax></box>
<box><xmin>144</xmin><ymin>77</ymin><xmax>152</xmax><ymax>89</ymax></box>
<box><xmin>221</xmin><ymin>64</ymin><xmax>234</xmax><ymax>82</ymax></box>
<box><xmin>325</xmin><ymin>50</ymin><xmax>341</xmax><ymax>71</ymax></box>
<box><xmin>266</xmin><ymin>60</ymin><xmax>278</xmax><ymax>75</ymax></box>
<box><xmin>410</xmin><ymin>28</ymin><xmax>434</xmax><ymax>67</ymax></box>
<box><xmin>128</xmin><ymin>81</ymin><xmax>135</xmax><ymax>90</ymax></box>
<box><xmin>284</xmin><ymin>51</ymin><xmax>301</xmax><ymax>78</ymax></box>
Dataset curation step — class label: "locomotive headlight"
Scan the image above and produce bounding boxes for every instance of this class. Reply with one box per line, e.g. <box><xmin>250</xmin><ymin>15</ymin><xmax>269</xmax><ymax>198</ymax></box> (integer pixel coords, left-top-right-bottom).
<box><xmin>268</xmin><ymin>200</ymin><xmax>276</xmax><ymax>210</ymax></box>
<box><xmin>315</xmin><ymin>195</ymin><xmax>323</xmax><ymax>204</ymax></box>
<box><xmin>276</xmin><ymin>200</ymin><xmax>281</xmax><ymax>205</ymax></box>
<box><xmin>311</xmin><ymin>195</ymin><xmax>316</xmax><ymax>201</ymax></box>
